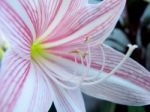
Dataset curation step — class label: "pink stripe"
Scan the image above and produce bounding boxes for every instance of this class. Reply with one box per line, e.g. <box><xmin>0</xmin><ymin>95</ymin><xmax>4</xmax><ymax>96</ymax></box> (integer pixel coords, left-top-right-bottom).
<box><xmin>19</xmin><ymin>0</ymin><xmax>62</xmax><ymax>37</ymax></box>
<box><xmin>43</xmin><ymin>0</ymin><xmax>120</xmax><ymax>43</ymax></box>
<box><xmin>49</xmin><ymin>45</ymin><xmax>150</xmax><ymax>94</ymax></box>
<box><xmin>1</xmin><ymin>1</ymin><xmax>33</xmax><ymax>44</ymax></box>
<box><xmin>0</xmin><ymin>54</ymin><xmax>21</xmax><ymax>82</ymax></box>
<box><xmin>7</xmin><ymin>64</ymin><xmax>30</xmax><ymax>111</ymax></box>
<box><xmin>45</xmin><ymin>14</ymin><xmax>115</xmax><ymax>50</ymax></box>
<box><xmin>1</xmin><ymin>64</ymin><xmax>30</xmax><ymax>111</ymax></box>
<box><xmin>0</xmin><ymin>61</ymin><xmax>29</xmax><ymax>100</ymax></box>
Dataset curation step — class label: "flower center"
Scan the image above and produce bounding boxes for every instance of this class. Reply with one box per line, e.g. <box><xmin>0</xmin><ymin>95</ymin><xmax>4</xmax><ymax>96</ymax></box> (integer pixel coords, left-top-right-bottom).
<box><xmin>0</xmin><ymin>48</ymin><xmax>4</xmax><ymax>59</ymax></box>
<box><xmin>31</xmin><ymin>42</ymin><xmax>45</xmax><ymax>58</ymax></box>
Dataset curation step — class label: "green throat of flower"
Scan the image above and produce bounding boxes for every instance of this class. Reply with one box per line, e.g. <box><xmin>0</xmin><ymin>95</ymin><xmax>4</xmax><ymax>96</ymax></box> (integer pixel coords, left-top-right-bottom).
<box><xmin>31</xmin><ymin>42</ymin><xmax>46</xmax><ymax>58</ymax></box>
<box><xmin>0</xmin><ymin>48</ymin><xmax>4</xmax><ymax>59</ymax></box>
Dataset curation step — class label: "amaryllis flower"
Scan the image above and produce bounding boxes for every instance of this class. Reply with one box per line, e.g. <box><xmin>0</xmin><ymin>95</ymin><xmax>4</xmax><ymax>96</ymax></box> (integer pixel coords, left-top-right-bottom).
<box><xmin>0</xmin><ymin>0</ymin><xmax>150</xmax><ymax>112</ymax></box>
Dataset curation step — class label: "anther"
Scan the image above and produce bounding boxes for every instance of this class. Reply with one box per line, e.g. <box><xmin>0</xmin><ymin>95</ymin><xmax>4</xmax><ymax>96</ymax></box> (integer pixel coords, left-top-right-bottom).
<box><xmin>84</xmin><ymin>36</ymin><xmax>91</xmax><ymax>43</ymax></box>
<box><xmin>69</xmin><ymin>49</ymin><xmax>89</xmax><ymax>87</ymax></box>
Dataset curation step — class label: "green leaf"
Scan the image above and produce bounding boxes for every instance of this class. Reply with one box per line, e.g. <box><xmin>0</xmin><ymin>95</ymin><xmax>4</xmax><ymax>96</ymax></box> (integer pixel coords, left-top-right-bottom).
<box><xmin>128</xmin><ymin>106</ymin><xmax>145</xmax><ymax>112</ymax></box>
<box><xmin>100</xmin><ymin>102</ymin><xmax>116</xmax><ymax>112</ymax></box>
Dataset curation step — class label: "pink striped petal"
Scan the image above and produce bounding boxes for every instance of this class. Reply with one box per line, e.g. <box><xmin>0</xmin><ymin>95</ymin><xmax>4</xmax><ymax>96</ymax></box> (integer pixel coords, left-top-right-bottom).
<box><xmin>0</xmin><ymin>29</ymin><xmax>8</xmax><ymax>49</ymax></box>
<box><xmin>19</xmin><ymin>0</ymin><xmax>62</xmax><ymax>36</ymax></box>
<box><xmin>0</xmin><ymin>0</ymin><xmax>88</xmax><ymax>58</ymax></box>
<box><xmin>19</xmin><ymin>0</ymin><xmax>87</xmax><ymax>37</ymax></box>
<box><xmin>46</xmin><ymin>45</ymin><xmax>150</xmax><ymax>106</ymax></box>
<box><xmin>81</xmin><ymin>45</ymin><xmax>150</xmax><ymax>106</ymax></box>
<box><xmin>42</xmin><ymin>0</ymin><xmax>126</xmax><ymax>48</ymax></box>
<box><xmin>49</xmin><ymin>80</ymin><xmax>86</xmax><ymax>112</ymax></box>
<box><xmin>0</xmin><ymin>0</ymin><xmax>33</xmax><ymax>59</ymax></box>
<box><xmin>0</xmin><ymin>50</ymin><xmax>52</xmax><ymax>112</ymax></box>
<box><xmin>0</xmin><ymin>0</ymin><xmax>36</xmax><ymax>59</ymax></box>
<box><xmin>32</xmin><ymin>55</ymin><xmax>86</xmax><ymax>112</ymax></box>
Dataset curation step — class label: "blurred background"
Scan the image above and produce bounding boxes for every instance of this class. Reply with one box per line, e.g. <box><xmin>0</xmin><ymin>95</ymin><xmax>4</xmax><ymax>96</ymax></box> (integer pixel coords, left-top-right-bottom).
<box><xmin>0</xmin><ymin>0</ymin><xmax>150</xmax><ymax>112</ymax></box>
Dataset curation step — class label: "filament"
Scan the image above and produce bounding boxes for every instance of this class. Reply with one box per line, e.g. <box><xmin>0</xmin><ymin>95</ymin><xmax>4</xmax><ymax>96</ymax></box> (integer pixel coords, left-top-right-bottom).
<box><xmin>82</xmin><ymin>44</ymin><xmax>138</xmax><ymax>86</ymax></box>
<box><xmin>34</xmin><ymin>55</ymin><xmax>81</xmax><ymax>90</ymax></box>
<box><xmin>84</xmin><ymin>44</ymin><xmax>106</xmax><ymax>81</ymax></box>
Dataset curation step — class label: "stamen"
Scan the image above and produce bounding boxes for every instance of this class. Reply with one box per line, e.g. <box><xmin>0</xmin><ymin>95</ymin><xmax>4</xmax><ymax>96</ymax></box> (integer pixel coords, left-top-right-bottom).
<box><xmin>86</xmin><ymin>43</ymin><xmax>92</xmax><ymax>75</ymax></box>
<box><xmin>99</xmin><ymin>44</ymin><xmax>106</xmax><ymax>72</ymax></box>
<box><xmin>69</xmin><ymin>49</ymin><xmax>81</xmax><ymax>54</ymax></box>
<box><xmin>78</xmin><ymin>53</ymin><xmax>87</xmax><ymax>86</ymax></box>
<box><xmin>75</xmin><ymin>37</ymin><xmax>93</xmax><ymax>85</ymax></box>
<box><xmin>68</xmin><ymin>49</ymin><xmax>89</xmax><ymax>87</ymax></box>
<box><xmin>84</xmin><ymin>44</ymin><xmax>106</xmax><ymax>80</ymax></box>
<box><xmin>85</xmin><ymin>36</ymin><xmax>90</xmax><ymax>43</ymax></box>
<box><xmin>82</xmin><ymin>44</ymin><xmax>138</xmax><ymax>86</ymax></box>
<box><xmin>73</xmin><ymin>55</ymin><xmax>78</xmax><ymax>75</ymax></box>
<box><xmin>85</xmin><ymin>55</ymin><xmax>91</xmax><ymax>78</ymax></box>
<box><xmin>83</xmin><ymin>37</ymin><xmax>93</xmax><ymax>79</ymax></box>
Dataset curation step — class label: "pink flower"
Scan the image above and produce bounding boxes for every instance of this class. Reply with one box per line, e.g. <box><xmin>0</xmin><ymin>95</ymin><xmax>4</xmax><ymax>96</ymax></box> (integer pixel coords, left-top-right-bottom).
<box><xmin>0</xmin><ymin>0</ymin><xmax>150</xmax><ymax>112</ymax></box>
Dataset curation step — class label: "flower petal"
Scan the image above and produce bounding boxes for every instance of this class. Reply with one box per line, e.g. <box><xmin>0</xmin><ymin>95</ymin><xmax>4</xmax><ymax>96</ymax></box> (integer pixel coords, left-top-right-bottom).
<box><xmin>52</xmin><ymin>83</ymin><xmax>86</xmax><ymax>112</ymax></box>
<box><xmin>33</xmin><ymin>55</ymin><xmax>86</xmax><ymax>112</ymax></box>
<box><xmin>0</xmin><ymin>0</ymin><xmax>33</xmax><ymax>59</ymax></box>
<box><xmin>42</xmin><ymin>0</ymin><xmax>126</xmax><ymax>48</ymax></box>
<box><xmin>0</xmin><ymin>50</ymin><xmax>52</xmax><ymax>112</ymax></box>
<box><xmin>19</xmin><ymin>0</ymin><xmax>63</xmax><ymax>37</ymax></box>
<box><xmin>0</xmin><ymin>29</ymin><xmax>8</xmax><ymax>49</ymax></box>
<box><xmin>0</xmin><ymin>0</ymin><xmax>34</xmax><ymax>45</ymax></box>
<box><xmin>0</xmin><ymin>0</ymin><xmax>88</xmax><ymax>57</ymax></box>
<box><xmin>19</xmin><ymin>0</ymin><xmax>87</xmax><ymax>37</ymax></box>
<box><xmin>46</xmin><ymin>46</ymin><xmax>150</xmax><ymax>106</ymax></box>
<box><xmin>81</xmin><ymin>44</ymin><xmax>150</xmax><ymax>106</ymax></box>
